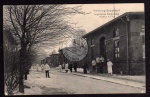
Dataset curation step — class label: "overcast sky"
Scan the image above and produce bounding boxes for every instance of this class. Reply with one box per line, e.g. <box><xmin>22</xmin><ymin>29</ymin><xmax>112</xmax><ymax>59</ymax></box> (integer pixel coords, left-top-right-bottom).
<box><xmin>68</xmin><ymin>3</ymin><xmax>144</xmax><ymax>32</ymax></box>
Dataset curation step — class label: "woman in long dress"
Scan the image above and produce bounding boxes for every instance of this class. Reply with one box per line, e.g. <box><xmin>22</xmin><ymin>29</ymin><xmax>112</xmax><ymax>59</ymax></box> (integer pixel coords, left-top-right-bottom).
<box><xmin>65</xmin><ymin>62</ymin><xmax>69</xmax><ymax>73</ymax></box>
<box><xmin>107</xmin><ymin>59</ymin><xmax>113</xmax><ymax>75</ymax></box>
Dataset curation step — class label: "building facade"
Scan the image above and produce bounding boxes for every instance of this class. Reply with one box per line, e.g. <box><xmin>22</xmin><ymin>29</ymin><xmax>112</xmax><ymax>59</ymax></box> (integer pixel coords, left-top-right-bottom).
<box><xmin>83</xmin><ymin>12</ymin><xmax>145</xmax><ymax>75</ymax></box>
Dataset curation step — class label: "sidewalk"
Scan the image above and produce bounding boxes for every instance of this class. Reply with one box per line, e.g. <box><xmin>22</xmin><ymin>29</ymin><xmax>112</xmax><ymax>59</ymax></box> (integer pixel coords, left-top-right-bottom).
<box><xmin>60</xmin><ymin>68</ymin><xmax>146</xmax><ymax>89</ymax></box>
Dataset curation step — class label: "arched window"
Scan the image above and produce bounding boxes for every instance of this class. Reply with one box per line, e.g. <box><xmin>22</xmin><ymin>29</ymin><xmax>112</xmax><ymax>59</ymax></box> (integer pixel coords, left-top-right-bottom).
<box><xmin>113</xmin><ymin>28</ymin><xmax>119</xmax><ymax>37</ymax></box>
<box><xmin>91</xmin><ymin>39</ymin><xmax>94</xmax><ymax>45</ymax></box>
<box><xmin>114</xmin><ymin>40</ymin><xmax>120</xmax><ymax>59</ymax></box>
<box><xmin>141</xmin><ymin>25</ymin><xmax>145</xmax><ymax>59</ymax></box>
<box><xmin>91</xmin><ymin>39</ymin><xmax>94</xmax><ymax>59</ymax></box>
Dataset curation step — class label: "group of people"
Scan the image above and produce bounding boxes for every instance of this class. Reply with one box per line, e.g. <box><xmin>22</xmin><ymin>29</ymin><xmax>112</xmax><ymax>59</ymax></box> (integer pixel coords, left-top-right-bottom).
<box><xmin>58</xmin><ymin>61</ymin><xmax>89</xmax><ymax>74</ymax></box>
<box><xmin>40</xmin><ymin>55</ymin><xmax>113</xmax><ymax>78</ymax></box>
<box><xmin>58</xmin><ymin>62</ymin><xmax>78</xmax><ymax>73</ymax></box>
<box><xmin>92</xmin><ymin>55</ymin><xmax>113</xmax><ymax>75</ymax></box>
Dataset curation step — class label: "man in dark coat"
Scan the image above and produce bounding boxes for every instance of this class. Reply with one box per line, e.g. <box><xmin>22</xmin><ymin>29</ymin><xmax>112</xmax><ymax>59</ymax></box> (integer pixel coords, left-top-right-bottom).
<box><xmin>73</xmin><ymin>62</ymin><xmax>77</xmax><ymax>72</ymax></box>
<box><xmin>83</xmin><ymin>62</ymin><xmax>88</xmax><ymax>74</ymax></box>
<box><xmin>69</xmin><ymin>63</ymin><xmax>73</xmax><ymax>73</ymax></box>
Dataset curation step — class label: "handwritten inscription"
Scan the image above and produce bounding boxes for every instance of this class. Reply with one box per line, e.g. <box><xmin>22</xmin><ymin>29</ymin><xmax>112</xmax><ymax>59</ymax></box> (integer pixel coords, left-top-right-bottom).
<box><xmin>94</xmin><ymin>9</ymin><xmax>120</xmax><ymax>18</ymax></box>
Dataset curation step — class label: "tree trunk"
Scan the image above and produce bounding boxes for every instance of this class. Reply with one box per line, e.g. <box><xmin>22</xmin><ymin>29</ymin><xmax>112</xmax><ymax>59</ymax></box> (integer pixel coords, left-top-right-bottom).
<box><xmin>24</xmin><ymin>64</ymin><xmax>28</xmax><ymax>80</ymax></box>
<box><xmin>24</xmin><ymin>71</ymin><xmax>27</xmax><ymax>80</ymax></box>
<box><xmin>25</xmin><ymin>66</ymin><xmax>28</xmax><ymax>80</ymax></box>
<box><xmin>27</xmin><ymin>69</ymin><xmax>29</xmax><ymax>74</ymax></box>
<box><xmin>19</xmin><ymin>74</ymin><xmax>24</xmax><ymax>93</ymax></box>
<box><xmin>19</xmin><ymin>46</ymin><xmax>26</xmax><ymax>93</ymax></box>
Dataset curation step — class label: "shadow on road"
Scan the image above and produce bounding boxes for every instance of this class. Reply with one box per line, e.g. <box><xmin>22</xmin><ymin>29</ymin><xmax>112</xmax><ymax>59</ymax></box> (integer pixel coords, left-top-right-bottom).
<box><xmin>41</xmin><ymin>86</ymin><xmax>75</xmax><ymax>95</ymax></box>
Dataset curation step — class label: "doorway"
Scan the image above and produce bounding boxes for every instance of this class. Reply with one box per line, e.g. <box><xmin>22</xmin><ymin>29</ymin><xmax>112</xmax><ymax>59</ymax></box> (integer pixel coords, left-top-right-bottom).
<box><xmin>100</xmin><ymin>37</ymin><xmax>106</xmax><ymax>58</ymax></box>
<box><xmin>100</xmin><ymin>36</ymin><xmax>107</xmax><ymax>73</ymax></box>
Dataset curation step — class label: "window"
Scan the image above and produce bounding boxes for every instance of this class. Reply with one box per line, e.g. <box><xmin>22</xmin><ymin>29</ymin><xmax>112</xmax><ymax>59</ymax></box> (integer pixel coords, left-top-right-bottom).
<box><xmin>91</xmin><ymin>39</ymin><xmax>94</xmax><ymax>59</ymax></box>
<box><xmin>141</xmin><ymin>24</ymin><xmax>145</xmax><ymax>59</ymax></box>
<box><xmin>91</xmin><ymin>39</ymin><xmax>94</xmax><ymax>46</ymax></box>
<box><xmin>143</xmin><ymin>44</ymin><xmax>145</xmax><ymax>59</ymax></box>
<box><xmin>114</xmin><ymin>40</ymin><xmax>120</xmax><ymax>59</ymax></box>
<box><xmin>142</xmin><ymin>35</ymin><xmax>145</xmax><ymax>44</ymax></box>
<box><xmin>113</xmin><ymin>29</ymin><xmax>119</xmax><ymax>37</ymax></box>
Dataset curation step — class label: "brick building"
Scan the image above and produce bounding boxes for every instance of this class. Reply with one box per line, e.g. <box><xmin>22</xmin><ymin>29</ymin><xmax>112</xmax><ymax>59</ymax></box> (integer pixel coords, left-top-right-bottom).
<box><xmin>82</xmin><ymin>12</ymin><xmax>145</xmax><ymax>75</ymax></box>
<box><xmin>47</xmin><ymin>54</ymin><xmax>58</xmax><ymax>67</ymax></box>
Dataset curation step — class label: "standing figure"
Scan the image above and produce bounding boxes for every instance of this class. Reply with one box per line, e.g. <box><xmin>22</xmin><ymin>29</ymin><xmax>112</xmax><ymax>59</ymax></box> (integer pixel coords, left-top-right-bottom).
<box><xmin>83</xmin><ymin>62</ymin><xmax>88</xmax><ymax>74</ymax></box>
<box><xmin>107</xmin><ymin>59</ymin><xmax>113</xmax><ymax>75</ymax></box>
<box><xmin>36</xmin><ymin>64</ymin><xmax>39</xmax><ymax>71</ymax></box>
<box><xmin>69</xmin><ymin>63</ymin><xmax>73</xmax><ymax>73</ymax></box>
<box><xmin>65</xmin><ymin>62</ymin><xmax>69</xmax><ymax>73</ymax></box>
<box><xmin>92</xmin><ymin>59</ymin><xmax>96</xmax><ymax>72</ymax></box>
<box><xmin>59</xmin><ymin>64</ymin><xmax>62</xmax><ymax>72</ymax></box>
<box><xmin>41</xmin><ymin>64</ymin><xmax>45</xmax><ymax>71</ymax></box>
<box><xmin>99</xmin><ymin>55</ymin><xmax>105</xmax><ymax>74</ymax></box>
<box><xmin>96</xmin><ymin>56</ymin><xmax>100</xmax><ymax>73</ymax></box>
<box><xmin>62</xmin><ymin>62</ymin><xmax>65</xmax><ymax>69</ymax></box>
<box><xmin>73</xmin><ymin>62</ymin><xmax>77</xmax><ymax>72</ymax></box>
<box><xmin>44</xmin><ymin>63</ymin><xmax>50</xmax><ymax>78</ymax></box>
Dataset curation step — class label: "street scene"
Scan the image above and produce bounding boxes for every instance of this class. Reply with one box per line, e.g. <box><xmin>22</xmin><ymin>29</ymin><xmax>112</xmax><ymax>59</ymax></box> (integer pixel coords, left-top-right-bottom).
<box><xmin>3</xmin><ymin>3</ymin><xmax>145</xmax><ymax>95</ymax></box>
<box><xmin>22</xmin><ymin>67</ymin><xmax>145</xmax><ymax>95</ymax></box>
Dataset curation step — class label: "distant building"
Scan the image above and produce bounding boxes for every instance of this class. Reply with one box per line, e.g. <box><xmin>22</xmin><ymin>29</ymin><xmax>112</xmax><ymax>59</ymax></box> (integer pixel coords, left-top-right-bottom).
<box><xmin>48</xmin><ymin>54</ymin><xmax>60</xmax><ymax>67</ymax></box>
<box><xmin>46</xmin><ymin>56</ymin><xmax>52</xmax><ymax>66</ymax></box>
<box><xmin>83</xmin><ymin>12</ymin><xmax>145</xmax><ymax>75</ymax></box>
<box><xmin>59</xmin><ymin>47</ymin><xmax>87</xmax><ymax>68</ymax></box>
<box><xmin>41</xmin><ymin>53</ymin><xmax>60</xmax><ymax>67</ymax></box>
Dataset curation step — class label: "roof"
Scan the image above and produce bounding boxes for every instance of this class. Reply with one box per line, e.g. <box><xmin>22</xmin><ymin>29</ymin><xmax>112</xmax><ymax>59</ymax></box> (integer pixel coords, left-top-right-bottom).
<box><xmin>49</xmin><ymin>53</ymin><xmax>60</xmax><ymax>56</ymax></box>
<box><xmin>82</xmin><ymin>12</ymin><xmax>144</xmax><ymax>38</ymax></box>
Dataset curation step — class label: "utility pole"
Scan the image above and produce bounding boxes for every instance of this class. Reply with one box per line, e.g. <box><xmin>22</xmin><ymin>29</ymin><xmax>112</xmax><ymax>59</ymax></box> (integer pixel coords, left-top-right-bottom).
<box><xmin>113</xmin><ymin>4</ymin><xmax>115</xmax><ymax>18</ymax></box>
<box><xmin>126</xmin><ymin>15</ymin><xmax>130</xmax><ymax>75</ymax></box>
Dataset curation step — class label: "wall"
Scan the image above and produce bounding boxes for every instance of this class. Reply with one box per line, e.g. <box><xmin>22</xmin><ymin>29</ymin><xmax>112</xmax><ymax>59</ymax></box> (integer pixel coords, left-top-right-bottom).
<box><xmin>86</xmin><ymin>19</ymin><xmax>128</xmax><ymax>74</ymax></box>
<box><xmin>129</xmin><ymin>19</ymin><xmax>145</xmax><ymax>75</ymax></box>
<box><xmin>85</xmin><ymin>14</ymin><xmax>145</xmax><ymax>75</ymax></box>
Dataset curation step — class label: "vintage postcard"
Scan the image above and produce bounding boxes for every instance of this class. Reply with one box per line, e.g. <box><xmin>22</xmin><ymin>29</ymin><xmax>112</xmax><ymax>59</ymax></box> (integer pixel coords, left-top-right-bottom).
<box><xmin>3</xmin><ymin>3</ymin><xmax>145</xmax><ymax>95</ymax></box>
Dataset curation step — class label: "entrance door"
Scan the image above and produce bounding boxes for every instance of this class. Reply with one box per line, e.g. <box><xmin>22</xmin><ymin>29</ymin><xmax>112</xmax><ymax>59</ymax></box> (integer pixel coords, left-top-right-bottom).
<box><xmin>100</xmin><ymin>37</ymin><xmax>106</xmax><ymax>58</ymax></box>
<box><xmin>100</xmin><ymin>37</ymin><xmax>107</xmax><ymax>72</ymax></box>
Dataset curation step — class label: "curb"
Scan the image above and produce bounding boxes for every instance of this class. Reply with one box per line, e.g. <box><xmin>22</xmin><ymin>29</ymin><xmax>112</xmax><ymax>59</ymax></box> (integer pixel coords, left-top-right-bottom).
<box><xmin>72</xmin><ymin>73</ymin><xmax>145</xmax><ymax>89</ymax></box>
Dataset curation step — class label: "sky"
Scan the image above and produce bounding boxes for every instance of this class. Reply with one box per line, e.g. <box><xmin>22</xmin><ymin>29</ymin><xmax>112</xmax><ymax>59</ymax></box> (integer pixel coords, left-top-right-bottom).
<box><xmin>69</xmin><ymin>3</ymin><xmax>144</xmax><ymax>32</ymax></box>
<box><xmin>43</xmin><ymin>3</ymin><xmax>144</xmax><ymax>58</ymax></box>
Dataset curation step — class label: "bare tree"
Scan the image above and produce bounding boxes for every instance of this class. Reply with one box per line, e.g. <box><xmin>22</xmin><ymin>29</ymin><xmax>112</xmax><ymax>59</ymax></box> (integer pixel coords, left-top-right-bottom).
<box><xmin>24</xmin><ymin>49</ymin><xmax>37</xmax><ymax>80</ymax></box>
<box><xmin>4</xmin><ymin>29</ymin><xmax>20</xmax><ymax>95</ymax></box>
<box><xmin>4</xmin><ymin>5</ymin><xmax>86</xmax><ymax>93</ymax></box>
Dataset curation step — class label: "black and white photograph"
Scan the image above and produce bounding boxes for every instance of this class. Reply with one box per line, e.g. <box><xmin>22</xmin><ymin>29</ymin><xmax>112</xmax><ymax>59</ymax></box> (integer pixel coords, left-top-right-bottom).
<box><xmin>3</xmin><ymin>3</ymin><xmax>146</xmax><ymax>95</ymax></box>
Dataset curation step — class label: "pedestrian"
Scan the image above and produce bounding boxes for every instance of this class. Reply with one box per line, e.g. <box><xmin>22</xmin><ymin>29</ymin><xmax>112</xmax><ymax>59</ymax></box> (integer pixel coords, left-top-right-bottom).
<box><xmin>73</xmin><ymin>62</ymin><xmax>77</xmax><ymax>72</ymax></box>
<box><xmin>44</xmin><ymin>62</ymin><xmax>50</xmax><ymax>78</ymax></box>
<box><xmin>107</xmin><ymin>59</ymin><xmax>113</xmax><ymax>75</ymax></box>
<box><xmin>92</xmin><ymin>59</ymin><xmax>96</xmax><ymax>73</ymax></box>
<box><xmin>83</xmin><ymin>62</ymin><xmax>88</xmax><ymax>74</ymax></box>
<box><xmin>36</xmin><ymin>64</ymin><xmax>39</xmax><ymax>71</ymax></box>
<box><xmin>99</xmin><ymin>55</ymin><xmax>105</xmax><ymax>74</ymax></box>
<box><xmin>96</xmin><ymin>56</ymin><xmax>100</xmax><ymax>73</ymax></box>
<box><xmin>65</xmin><ymin>62</ymin><xmax>69</xmax><ymax>73</ymax></box>
<box><xmin>62</xmin><ymin>62</ymin><xmax>65</xmax><ymax>69</ymax></box>
<box><xmin>58</xmin><ymin>63</ymin><xmax>62</xmax><ymax>72</ymax></box>
<box><xmin>69</xmin><ymin>62</ymin><xmax>73</xmax><ymax>73</ymax></box>
<box><xmin>41</xmin><ymin>64</ymin><xmax>45</xmax><ymax>71</ymax></box>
